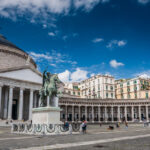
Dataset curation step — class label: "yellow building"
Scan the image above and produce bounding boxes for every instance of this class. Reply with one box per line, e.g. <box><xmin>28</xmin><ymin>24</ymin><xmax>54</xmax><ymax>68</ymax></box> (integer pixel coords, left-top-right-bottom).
<box><xmin>115</xmin><ymin>77</ymin><xmax>150</xmax><ymax>99</ymax></box>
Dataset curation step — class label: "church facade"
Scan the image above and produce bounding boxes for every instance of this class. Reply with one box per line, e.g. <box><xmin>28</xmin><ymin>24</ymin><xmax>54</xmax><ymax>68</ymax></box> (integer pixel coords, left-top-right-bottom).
<box><xmin>0</xmin><ymin>35</ymin><xmax>150</xmax><ymax>124</ymax></box>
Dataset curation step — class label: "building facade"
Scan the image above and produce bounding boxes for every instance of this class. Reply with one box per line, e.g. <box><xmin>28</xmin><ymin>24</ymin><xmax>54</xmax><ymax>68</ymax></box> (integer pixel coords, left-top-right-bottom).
<box><xmin>78</xmin><ymin>74</ymin><xmax>115</xmax><ymax>99</ymax></box>
<box><xmin>0</xmin><ymin>35</ymin><xmax>42</xmax><ymax>122</ymax></box>
<box><xmin>59</xmin><ymin>97</ymin><xmax>150</xmax><ymax>123</ymax></box>
<box><xmin>115</xmin><ymin>77</ymin><xmax>150</xmax><ymax>99</ymax></box>
<box><xmin>64</xmin><ymin>83</ymin><xmax>81</xmax><ymax>97</ymax></box>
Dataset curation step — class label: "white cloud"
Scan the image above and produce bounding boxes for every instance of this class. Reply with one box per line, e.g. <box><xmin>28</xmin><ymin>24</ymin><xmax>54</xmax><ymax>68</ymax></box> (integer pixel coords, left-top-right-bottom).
<box><xmin>139</xmin><ymin>73</ymin><xmax>150</xmax><ymax>78</ymax></box>
<box><xmin>58</xmin><ymin>70</ymin><xmax>70</xmax><ymax>82</ymax></box>
<box><xmin>118</xmin><ymin>40</ymin><xmax>126</xmax><ymax>46</ymax></box>
<box><xmin>58</xmin><ymin>68</ymin><xmax>88</xmax><ymax>83</ymax></box>
<box><xmin>74</xmin><ymin>0</ymin><xmax>109</xmax><ymax>11</ymax></box>
<box><xmin>90</xmin><ymin>73</ymin><xmax>95</xmax><ymax>77</ymax></box>
<box><xmin>43</xmin><ymin>24</ymin><xmax>47</xmax><ymax>29</ymax></box>
<box><xmin>0</xmin><ymin>0</ymin><xmax>109</xmax><ymax>22</ymax></box>
<box><xmin>62</xmin><ymin>35</ymin><xmax>68</xmax><ymax>41</ymax></box>
<box><xmin>50</xmin><ymin>63</ymin><xmax>57</xmax><ymax>67</ymax></box>
<box><xmin>107</xmin><ymin>40</ymin><xmax>127</xmax><ymax>49</ymax></box>
<box><xmin>48</xmin><ymin>32</ymin><xmax>55</xmax><ymax>37</ymax></box>
<box><xmin>109</xmin><ymin>60</ymin><xmax>124</xmax><ymax>68</ymax></box>
<box><xmin>134</xmin><ymin>71</ymin><xmax>150</xmax><ymax>79</ymax></box>
<box><xmin>29</xmin><ymin>52</ymin><xmax>52</xmax><ymax>61</ymax></box>
<box><xmin>92</xmin><ymin>38</ymin><xmax>104</xmax><ymax>43</ymax></box>
<box><xmin>138</xmin><ymin>0</ymin><xmax>150</xmax><ymax>4</ymax></box>
<box><xmin>71</xmin><ymin>68</ymin><xmax>88</xmax><ymax>82</ymax></box>
<box><xmin>29</xmin><ymin>50</ymin><xmax>77</xmax><ymax>68</ymax></box>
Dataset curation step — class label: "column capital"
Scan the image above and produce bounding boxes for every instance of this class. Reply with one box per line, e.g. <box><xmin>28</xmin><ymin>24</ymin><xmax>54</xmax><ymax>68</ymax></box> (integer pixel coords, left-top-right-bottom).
<box><xmin>9</xmin><ymin>85</ymin><xmax>14</xmax><ymax>89</ymax></box>
<box><xmin>20</xmin><ymin>87</ymin><xmax>25</xmax><ymax>91</ymax></box>
<box><xmin>30</xmin><ymin>89</ymin><xmax>35</xmax><ymax>92</ymax></box>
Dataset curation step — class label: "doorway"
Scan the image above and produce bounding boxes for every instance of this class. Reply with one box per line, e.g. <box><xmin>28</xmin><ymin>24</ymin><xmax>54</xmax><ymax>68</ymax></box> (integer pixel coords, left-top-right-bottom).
<box><xmin>12</xmin><ymin>99</ymin><xmax>18</xmax><ymax>120</ymax></box>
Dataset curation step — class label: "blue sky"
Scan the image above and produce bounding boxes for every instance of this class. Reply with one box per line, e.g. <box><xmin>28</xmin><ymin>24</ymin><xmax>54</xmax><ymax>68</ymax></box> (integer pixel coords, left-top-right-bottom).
<box><xmin>0</xmin><ymin>0</ymin><xmax>150</xmax><ymax>82</ymax></box>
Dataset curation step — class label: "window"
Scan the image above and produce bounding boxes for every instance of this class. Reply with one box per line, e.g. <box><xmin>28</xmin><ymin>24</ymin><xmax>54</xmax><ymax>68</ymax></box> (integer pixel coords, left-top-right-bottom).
<box><xmin>98</xmin><ymin>92</ymin><xmax>100</xmax><ymax>98</ymax></box>
<box><xmin>120</xmin><ymin>84</ymin><xmax>123</xmax><ymax>88</ymax></box>
<box><xmin>127</xmin><ymin>81</ymin><xmax>130</xmax><ymax>86</ymax></box>
<box><xmin>110</xmin><ymin>86</ymin><xmax>113</xmax><ymax>90</ymax></box>
<box><xmin>134</xmin><ymin>80</ymin><xmax>137</xmax><ymax>84</ymax></box>
<box><xmin>106</xmin><ymin>93</ymin><xmax>108</xmax><ymax>98</ymax></box>
<box><xmin>106</xmin><ymin>85</ymin><xmax>108</xmax><ymax>90</ymax></box>
<box><xmin>78</xmin><ymin>92</ymin><xmax>80</xmax><ymax>96</ymax></box>
<box><xmin>146</xmin><ymin>93</ymin><xmax>149</xmax><ymax>99</ymax></box>
<box><xmin>127</xmin><ymin>88</ymin><xmax>130</xmax><ymax>92</ymax></box>
<box><xmin>128</xmin><ymin>94</ymin><xmax>130</xmax><ymax>99</ymax></box>
<box><xmin>111</xmin><ymin>93</ymin><xmax>113</xmax><ymax>98</ymax></box>
<box><xmin>73</xmin><ymin>92</ymin><xmax>75</xmax><ymax>95</ymax></box>
<box><xmin>135</xmin><ymin>93</ymin><xmax>137</xmax><ymax>98</ymax></box>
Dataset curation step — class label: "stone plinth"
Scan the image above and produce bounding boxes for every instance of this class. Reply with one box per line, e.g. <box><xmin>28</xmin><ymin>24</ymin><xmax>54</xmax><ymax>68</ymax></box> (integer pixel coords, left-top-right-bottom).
<box><xmin>32</xmin><ymin>107</ymin><xmax>62</xmax><ymax>124</ymax></box>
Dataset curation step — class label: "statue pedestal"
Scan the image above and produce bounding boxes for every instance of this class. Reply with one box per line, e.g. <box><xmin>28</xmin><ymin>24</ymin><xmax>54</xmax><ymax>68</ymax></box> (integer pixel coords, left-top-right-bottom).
<box><xmin>32</xmin><ymin>107</ymin><xmax>62</xmax><ymax>124</ymax></box>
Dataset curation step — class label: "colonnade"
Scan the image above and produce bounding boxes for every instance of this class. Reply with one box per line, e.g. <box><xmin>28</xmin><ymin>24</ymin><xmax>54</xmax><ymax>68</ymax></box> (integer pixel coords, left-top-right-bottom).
<box><xmin>61</xmin><ymin>104</ymin><xmax>150</xmax><ymax>123</ymax></box>
<box><xmin>0</xmin><ymin>84</ymin><xmax>38</xmax><ymax>121</ymax></box>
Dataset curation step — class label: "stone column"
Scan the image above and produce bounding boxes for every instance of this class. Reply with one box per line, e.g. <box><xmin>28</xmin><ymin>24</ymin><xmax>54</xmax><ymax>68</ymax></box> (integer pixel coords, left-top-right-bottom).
<box><xmin>125</xmin><ymin>106</ymin><xmax>127</xmax><ymax>122</ymax></box>
<box><xmin>105</xmin><ymin>106</ymin><xmax>107</xmax><ymax>122</ymax></box>
<box><xmin>38</xmin><ymin>97</ymin><xmax>41</xmax><ymax>107</ymax></box>
<box><xmin>47</xmin><ymin>96</ymin><xmax>50</xmax><ymax>107</ymax></box>
<box><xmin>111</xmin><ymin>106</ymin><xmax>114</xmax><ymax>122</ymax></box>
<box><xmin>92</xmin><ymin>106</ymin><xmax>94</xmax><ymax>122</ymax></box>
<box><xmin>0</xmin><ymin>85</ymin><xmax>2</xmax><ymax>117</ymax></box>
<box><xmin>85</xmin><ymin>106</ymin><xmax>87</xmax><ymax>121</ymax></box>
<box><xmin>18</xmin><ymin>88</ymin><xmax>24</xmax><ymax>120</ymax></box>
<box><xmin>132</xmin><ymin>106</ymin><xmax>134</xmax><ymax>122</ymax></box>
<box><xmin>29</xmin><ymin>89</ymin><xmax>34</xmax><ymax>120</ymax></box>
<box><xmin>8</xmin><ymin>86</ymin><xmax>14</xmax><ymax>120</ymax></box>
<box><xmin>146</xmin><ymin>105</ymin><xmax>149</xmax><ymax>122</ymax></box>
<box><xmin>118</xmin><ymin>106</ymin><xmax>121</xmax><ymax>122</ymax></box>
<box><xmin>34</xmin><ymin>93</ymin><xmax>37</xmax><ymax>108</ymax></box>
<box><xmin>65</xmin><ymin>105</ymin><xmax>68</xmax><ymax>121</ymax></box>
<box><xmin>138</xmin><ymin>105</ymin><xmax>142</xmax><ymax>122</ymax></box>
<box><xmin>98</xmin><ymin>106</ymin><xmax>100</xmax><ymax>122</ymax></box>
<box><xmin>78</xmin><ymin>105</ymin><xmax>81</xmax><ymax>122</ymax></box>
<box><xmin>72</xmin><ymin>105</ymin><xmax>74</xmax><ymax>122</ymax></box>
<box><xmin>4</xmin><ymin>88</ymin><xmax>8</xmax><ymax>119</ymax></box>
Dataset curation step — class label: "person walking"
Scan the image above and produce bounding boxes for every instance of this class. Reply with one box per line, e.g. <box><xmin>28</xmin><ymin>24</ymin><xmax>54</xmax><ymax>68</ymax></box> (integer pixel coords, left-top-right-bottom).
<box><xmin>81</xmin><ymin>120</ymin><xmax>87</xmax><ymax>134</ymax></box>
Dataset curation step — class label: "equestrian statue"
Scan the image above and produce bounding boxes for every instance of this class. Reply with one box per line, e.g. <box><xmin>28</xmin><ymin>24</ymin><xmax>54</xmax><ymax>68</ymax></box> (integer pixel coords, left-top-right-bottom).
<box><xmin>39</xmin><ymin>69</ymin><xmax>64</xmax><ymax>107</ymax></box>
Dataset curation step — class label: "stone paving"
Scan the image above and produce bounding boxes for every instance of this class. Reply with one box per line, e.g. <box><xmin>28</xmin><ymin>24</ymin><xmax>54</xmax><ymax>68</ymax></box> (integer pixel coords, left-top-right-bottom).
<box><xmin>0</xmin><ymin>124</ymin><xmax>150</xmax><ymax>150</ymax></box>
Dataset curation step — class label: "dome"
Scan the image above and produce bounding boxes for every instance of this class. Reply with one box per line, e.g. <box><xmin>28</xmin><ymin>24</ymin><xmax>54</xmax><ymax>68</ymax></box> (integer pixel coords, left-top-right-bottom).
<box><xmin>0</xmin><ymin>35</ymin><xmax>37</xmax><ymax>70</ymax></box>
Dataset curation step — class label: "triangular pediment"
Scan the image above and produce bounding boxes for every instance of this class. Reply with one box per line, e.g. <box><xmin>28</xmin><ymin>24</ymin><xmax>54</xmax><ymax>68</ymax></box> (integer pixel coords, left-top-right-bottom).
<box><xmin>0</xmin><ymin>68</ymin><xmax>42</xmax><ymax>84</ymax></box>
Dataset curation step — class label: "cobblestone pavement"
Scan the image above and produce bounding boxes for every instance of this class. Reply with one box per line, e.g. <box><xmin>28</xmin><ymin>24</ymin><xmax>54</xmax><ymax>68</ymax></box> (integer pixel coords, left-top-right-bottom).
<box><xmin>0</xmin><ymin>124</ymin><xmax>150</xmax><ymax>150</ymax></box>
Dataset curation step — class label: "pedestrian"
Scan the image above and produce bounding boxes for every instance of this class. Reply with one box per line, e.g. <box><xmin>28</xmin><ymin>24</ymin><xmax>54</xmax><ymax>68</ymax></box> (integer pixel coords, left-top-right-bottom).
<box><xmin>69</xmin><ymin>124</ymin><xmax>72</xmax><ymax>134</ymax></box>
<box><xmin>64</xmin><ymin>121</ymin><xmax>69</xmax><ymax>130</ymax></box>
<box><xmin>81</xmin><ymin>120</ymin><xmax>87</xmax><ymax>134</ymax></box>
<box><xmin>125</xmin><ymin>121</ymin><xmax>128</xmax><ymax>129</ymax></box>
<box><xmin>84</xmin><ymin>120</ymin><xmax>87</xmax><ymax>134</ymax></box>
